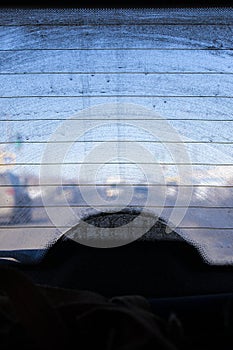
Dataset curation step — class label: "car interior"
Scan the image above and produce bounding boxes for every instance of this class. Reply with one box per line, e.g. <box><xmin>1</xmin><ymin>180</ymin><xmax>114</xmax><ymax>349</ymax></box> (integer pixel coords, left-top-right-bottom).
<box><xmin>1</xmin><ymin>5</ymin><xmax>233</xmax><ymax>350</ymax></box>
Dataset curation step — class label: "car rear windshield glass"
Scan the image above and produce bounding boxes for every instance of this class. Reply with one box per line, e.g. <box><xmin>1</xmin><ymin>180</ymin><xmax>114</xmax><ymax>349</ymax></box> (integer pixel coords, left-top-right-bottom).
<box><xmin>0</xmin><ymin>8</ymin><xmax>233</xmax><ymax>265</ymax></box>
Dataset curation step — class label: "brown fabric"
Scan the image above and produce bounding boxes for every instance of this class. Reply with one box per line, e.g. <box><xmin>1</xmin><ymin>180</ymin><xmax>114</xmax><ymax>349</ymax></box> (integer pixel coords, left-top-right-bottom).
<box><xmin>0</xmin><ymin>266</ymin><xmax>181</xmax><ymax>350</ymax></box>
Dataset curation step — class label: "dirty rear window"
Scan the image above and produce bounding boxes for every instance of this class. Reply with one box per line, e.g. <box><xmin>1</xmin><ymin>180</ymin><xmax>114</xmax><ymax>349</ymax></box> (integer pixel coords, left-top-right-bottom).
<box><xmin>0</xmin><ymin>8</ymin><xmax>233</xmax><ymax>264</ymax></box>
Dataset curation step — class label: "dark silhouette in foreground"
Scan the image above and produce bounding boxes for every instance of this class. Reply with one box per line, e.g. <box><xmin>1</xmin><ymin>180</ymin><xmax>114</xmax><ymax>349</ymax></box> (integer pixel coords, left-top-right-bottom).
<box><xmin>1</xmin><ymin>209</ymin><xmax>233</xmax><ymax>349</ymax></box>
